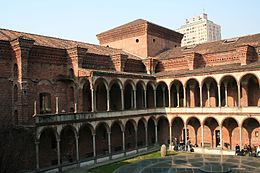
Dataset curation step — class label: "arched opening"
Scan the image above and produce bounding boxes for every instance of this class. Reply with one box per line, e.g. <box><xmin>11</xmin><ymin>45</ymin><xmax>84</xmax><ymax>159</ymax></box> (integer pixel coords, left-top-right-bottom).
<box><xmin>137</xmin><ymin>119</ymin><xmax>146</xmax><ymax>147</ymax></box>
<box><xmin>203</xmin><ymin>117</ymin><xmax>219</xmax><ymax>148</ymax></box>
<box><xmin>14</xmin><ymin>84</ymin><xmax>18</xmax><ymax>103</ymax></box>
<box><xmin>69</xmin><ymin>68</ymin><xmax>74</xmax><ymax>79</ymax></box>
<box><xmin>170</xmin><ymin>80</ymin><xmax>184</xmax><ymax>107</ymax></box>
<box><xmin>111</xmin><ymin>122</ymin><xmax>123</xmax><ymax>153</ymax></box>
<box><xmin>242</xmin><ymin>118</ymin><xmax>260</xmax><ymax>147</ymax></box>
<box><xmin>136</xmin><ymin>81</ymin><xmax>145</xmax><ymax>109</ymax></box>
<box><xmin>78</xmin><ymin>124</ymin><xmax>93</xmax><ymax>159</ymax></box>
<box><xmin>157</xmin><ymin>116</ymin><xmax>169</xmax><ymax>145</ymax></box>
<box><xmin>60</xmin><ymin>126</ymin><xmax>76</xmax><ymax>164</ymax></box>
<box><xmin>147</xmin><ymin>118</ymin><xmax>156</xmax><ymax>146</ymax></box>
<box><xmin>156</xmin><ymin>82</ymin><xmax>169</xmax><ymax>107</ymax></box>
<box><xmin>124</xmin><ymin>82</ymin><xmax>134</xmax><ymax>110</ymax></box>
<box><xmin>147</xmin><ymin>82</ymin><xmax>155</xmax><ymax>108</ymax></box>
<box><xmin>171</xmin><ymin>117</ymin><xmax>184</xmax><ymax>145</ymax></box>
<box><xmin>125</xmin><ymin>120</ymin><xmax>136</xmax><ymax>150</ymax></box>
<box><xmin>82</xmin><ymin>81</ymin><xmax>92</xmax><ymax>112</ymax></box>
<box><xmin>222</xmin><ymin>118</ymin><xmax>239</xmax><ymax>150</ymax></box>
<box><xmin>186</xmin><ymin>79</ymin><xmax>200</xmax><ymax>107</ymax></box>
<box><xmin>110</xmin><ymin>82</ymin><xmax>122</xmax><ymax>111</ymax></box>
<box><xmin>240</xmin><ymin>74</ymin><xmax>259</xmax><ymax>106</ymax></box>
<box><xmin>95</xmin><ymin>79</ymin><xmax>107</xmax><ymax>111</ymax></box>
<box><xmin>95</xmin><ymin>123</ymin><xmax>109</xmax><ymax>156</ymax></box>
<box><xmin>187</xmin><ymin>117</ymin><xmax>201</xmax><ymax>147</ymax></box>
<box><xmin>220</xmin><ymin>76</ymin><xmax>238</xmax><ymax>107</ymax></box>
<box><xmin>39</xmin><ymin>128</ymin><xmax>57</xmax><ymax>168</ymax></box>
<box><xmin>202</xmin><ymin>77</ymin><xmax>218</xmax><ymax>107</ymax></box>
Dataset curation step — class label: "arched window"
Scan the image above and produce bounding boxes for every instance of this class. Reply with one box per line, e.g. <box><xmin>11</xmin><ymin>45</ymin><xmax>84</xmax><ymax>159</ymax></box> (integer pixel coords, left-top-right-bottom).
<box><xmin>40</xmin><ymin>93</ymin><xmax>51</xmax><ymax>114</ymax></box>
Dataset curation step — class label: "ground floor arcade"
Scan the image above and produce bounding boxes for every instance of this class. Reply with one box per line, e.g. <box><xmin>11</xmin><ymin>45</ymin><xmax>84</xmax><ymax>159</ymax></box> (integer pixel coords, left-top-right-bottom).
<box><xmin>35</xmin><ymin>113</ymin><xmax>260</xmax><ymax>171</ymax></box>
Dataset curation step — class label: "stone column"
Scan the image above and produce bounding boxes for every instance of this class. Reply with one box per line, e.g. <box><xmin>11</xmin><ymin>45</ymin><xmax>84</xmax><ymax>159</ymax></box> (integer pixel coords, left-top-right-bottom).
<box><xmin>144</xmin><ymin>89</ymin><xmax>147</xmax><ymax>108</ymax></box>
<box><xmin>224</xmin><ymin>82</ymin><xmax>228</xmax><ymax>107</ymax></box>
<box><xmin>218</xmin><ymin>84</ymin><xmax>221</xmax><ymax>107</ymax></box>
<box><xmin>56</xmin><ymin>97</ymin><xmax>59</xmax><ymax>114</ymax></box>
<box><xmin>75</xmin><ymin>135</ymin><xmax>79</xmax><ymax>165</ymax></box>
<box><xmin>162</xmin><ymin>87</ymin><xmax>166</xmax><ymax>107</ymax></box>
<box><xmin>155</xmin><ymin>124</ymin><xmax>158</xmax><ymax>144</ymax></box>
<box><xmin>206</xmin><ymin>83</ymin><xmax>211</xmax><ymax>107</ymax></box>
<box><xmin>107</xmin><ymin>91</ymin><xmax>110</xmax><ymax>111</ymax></box>
<box><xmin>135</xmin><ymin>130</ymin><xmax>138</xmax><ymax>149</ymax></box>
<box><xmin>145</xmin><ymin>125</ymin><xmax>148</xmax><ymax>147</ymax></box>
<box><xmin>92</xmin><ymin>134</ymin><xmax>96</xmax><ymax>158</ymax></box>
<box><xmin>121</xmin><ymin>89</ymin><xmax>124</xmax><ymax>110</ymax></box>
<box><xmin>133</xmin><ymin>90</ymin><xmax>136</xmax><ymax>109</ymax></box>
<box><xmin>57</xmin><ymin>137</ymin><xmax>61</xmax><ymax>172</ymax></box>
<box><xmin>183</xmin><ymin>86</ymin><xmax>186</xmax><ymax>107</ymax></box>
<box><xmin>122</xmin><ymin>131</ymin><xmax>125</xmax><ymax>151</ymax></box>
<box><xmin>91</xmin><ymin>88</ymin><xmax>96</xmax><ymax>112</ymax></box>
<box><xmin>35</xmin><ymin>140</ymin><xmax>39</xmax><ymax>170</ymax></box>
<box><xmin>237</xmin><ymin>82</ymin><xmax>241</xmax><ymax>107</ymax></box>
<box><xmin>201</xmin><ymin>125</ymin><xmax>204</xmax><ymax>147</ymax></box>
<box><xmin>108</xmin><ymin>132</ymin><xmax>111</xmax><ymax>155</ymax></box>
<box><xmin>219</xmin><ymin>126</ymin><xmax>223</xmax><ymax>149</ymax></box>
<box><xmin>184</xmin><ymin>124</ymin><xmax>188</xmax><ymax>151</ymax></box>
<box><xmin>169</xmin><ymin>87</ymin><xmax>172</xmax><ymax>108</ymax></box>
<box><xmin>169</xmin><ymin>125</ymin><xmax>172</xmax><ymax>149</ymax></box>
<box><xmin>239</xmin><ymin>126</ymin><xmax>243</xmax><ymax>148</ymax></box>
<box><xmin>154</xmin><ymin>89</ymin><xmax>157</xmax><ymax>108</ymax></box>
<box><xmin>74</xmin><ymin>103</ymin><xmax>78</xmax><ymax>113</ymax></box>
<box><xmin>177</xmin><ymin>86</ymin><xmax>180</xmax><ymax>107</ymax></box>
<box><xmin>200</xmin><ymin>85</ymin><xmax>203</xmax><ymax>107</ymax></box>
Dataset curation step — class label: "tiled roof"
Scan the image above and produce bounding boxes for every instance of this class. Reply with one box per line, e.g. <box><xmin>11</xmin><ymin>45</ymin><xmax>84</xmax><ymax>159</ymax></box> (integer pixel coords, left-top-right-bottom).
<box><xmin>156</xmin><ymin>33</ymin><xmax>260</xmax><ymax>59</ymax></box>
<box><xmin>0</xmin><ymin>28</ymin><xmax>141</xmax><ymax>60</ymax></box>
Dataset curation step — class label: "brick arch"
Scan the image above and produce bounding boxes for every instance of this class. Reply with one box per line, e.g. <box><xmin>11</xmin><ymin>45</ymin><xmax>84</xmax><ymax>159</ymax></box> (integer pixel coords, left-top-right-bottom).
<box><xmin>146</xmin><ymin>81</ymin><xmax>156</xmax><ymax>108</ymax></box>
<box><xmin>186</xmin><ymin>78</ymin><xmax>200</xmax><ymax>107</ymax></box>
<box><xmin>110</xmin><ymin>121</ymin><xmax>123</xmax><ymax>153</ymax></box>
<box><xmin>60</xmin><ymin>125</ymin><xmax>77</xmax><ymax>163</ymax></box>
<box><xmin>81</xmin><ymin>79</ymin><xmax>92</xmax><ymax>112</ymax></box>
<box><xmin>239</xmin><ymin>73</ymin><xmax>260</xmax><ymax>85</ymax></box>
<box><xmin>203</xmin><ymin>117</ymin><xmax>220</xmax><ymax>148</ymax></box>
<box><xmin>93</xmin><ymin>77</ymin><xmax>109</xmax><ymax>91</ymax></box>
<box><xmin>125</xmin><ymin>119</ymin><xmax>137</xmax><ymax>150</ymax></box>
<box><xmin>184</xmin><ymin>78</ymin><xmax>200</xmax><ymax>88</ymax></box>
<box><xmin>241</xmin><ymin>117</ymin><xmax>260</xmax><ymax>146</ymax></box>
<box><xmin>78</xmin><ymin>123</ymin><xmax>94</xmax><ymax>159</ymax></box>
<box><xmin>186</xmin><ymin>116</ymin><xmax>201</xmax><ymax>146</ymax></box>
<box><xmin>219</xmin><ymin>74</ymin><xmax>238</xmax><ymax>85</ymax></box>
<box><xmin>38</xmin><ymin>127</ymin><xmax>59</xmax><ymax>168</ymax></box>
<box><xmin>94</xmin><ymin>78</ymin><xmax>108</xmax><ymax>111</ymax></box>
<box><xmin>156</xmin><ymin>81</ymin><xmax>169</xmax><ymax>107</ymax></box>
<box><xmin>136</xmin><ymin>80</ymin><xmax>146</xmax><ymax>109</ymax></box>
<box><xmin>124</xmin><ymin>79</ymin><xmax>136</xmax><ymax>90</ymax></box>
<box><xmin>201</xmin><ymin>76</ymin><xmax>218</xmax><ymax>87</ymax></box>
<box><xmin>201</xmin><ymin>77</ymin><xmax>219</xmax><ymax>107</ymax></box>
<box><xmin>221</xmin><ymin>117</ymin><xmax>239</xmax><ymax>150</ymax></box>
<box><xmin>170</xmin><ymin>79</ymin><xmax>184</xmax><ymax>107</ymax></box>
<box><xmin>171</xmin><ymin>117</ymin><xmax>185</xmax><ymax>144</ymax></box>
<box><xmin>109</xmin><ymin>78</ymin><xmax>123</xmax><ymax>90</ymax></box>
<box><xmin>110</xmin><ymin>79</ymin><xmax>123</xmax><ymax>111</ymax></box>
<box><xmin>219</xmin><ymin>75</ymin><xmax>238</xmax><ymax>107</ymax></box>
<box><xmin>157</xmin><ymin>115</ymin><xmax>169</xmax><ymax>145</ymax></box>
<box><xmin>124</xmin><ymin>80</ymin><xmax>135</xmax><ymax>110</ymax></box>
<box><xmin>95</xmin><ymin>122</ymin><xmax>109</xmax><ymax>156</ymax></box>
<box><xmin>110</xmin><ymin>120</ymin><xmax>124</xmax><ymax>132</ymax></box>
<box><xmin>137</xmin><ymin>118</ymin><xmax>146</xmax><ymax>147</ymax></box>
<box><xmin>240</xmin><ymin>73</ymin><xmax>259</xmax><ymax>106</ymax></box>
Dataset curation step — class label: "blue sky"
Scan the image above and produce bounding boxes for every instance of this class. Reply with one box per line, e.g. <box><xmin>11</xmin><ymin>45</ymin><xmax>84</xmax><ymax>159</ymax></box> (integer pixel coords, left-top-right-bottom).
<box><xmin>1</xmin><ymin>0</ymin><xmax>259</xmax><ymax>44</ymax></box>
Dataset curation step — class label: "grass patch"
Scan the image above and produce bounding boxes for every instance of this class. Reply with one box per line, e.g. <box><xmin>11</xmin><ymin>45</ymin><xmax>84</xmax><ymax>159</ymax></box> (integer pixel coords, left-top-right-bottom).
<box><xmin>88</xmin><ymin>151</ymin><xmax>176</xmax><ymax>173</ymax></box>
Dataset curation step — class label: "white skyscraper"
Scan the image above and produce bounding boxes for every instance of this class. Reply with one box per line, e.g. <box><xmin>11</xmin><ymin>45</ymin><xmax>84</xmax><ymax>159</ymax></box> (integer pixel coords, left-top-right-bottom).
<box><xmin>176</xmin><ymin>13</ymin><xmax>221</xmax><ymax>47</ymax></box>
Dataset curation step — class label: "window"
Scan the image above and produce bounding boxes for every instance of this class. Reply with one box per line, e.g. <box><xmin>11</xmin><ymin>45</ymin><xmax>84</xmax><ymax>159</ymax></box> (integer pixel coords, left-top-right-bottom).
<box><xmin>40</xmin><ymin>93</ymin><xmax>51</xmax><ymax>114</ymax></box>
<box><xmin>136</xmin><ymin>39</ymin><xmax>139</xmax><ymax>43</ymax></box>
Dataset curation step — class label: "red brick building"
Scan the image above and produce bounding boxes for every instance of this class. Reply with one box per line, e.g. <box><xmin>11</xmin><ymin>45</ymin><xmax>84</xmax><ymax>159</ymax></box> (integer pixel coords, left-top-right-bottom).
<box><xmin>0</xmin><ymin>19</ymin><xmax>259</xmax><ymax>172</ymax></box>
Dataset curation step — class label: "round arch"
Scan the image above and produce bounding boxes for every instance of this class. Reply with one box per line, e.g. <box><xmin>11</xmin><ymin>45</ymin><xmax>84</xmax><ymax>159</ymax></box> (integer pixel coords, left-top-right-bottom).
<box><xmin>221</xmin><ymin>117</ymin><xmax>239</xmax><ymax>150</ymax></box>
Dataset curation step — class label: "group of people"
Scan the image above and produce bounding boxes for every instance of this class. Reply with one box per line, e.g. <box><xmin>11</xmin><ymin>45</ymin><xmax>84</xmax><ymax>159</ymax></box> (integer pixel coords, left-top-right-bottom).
<box><xmin>235</xmin><ymin>144</ymin><xmax>260</xmax><ymax>157</ymax></box>
<box><xmin>173</xmin><ymin>137</ymin><xmax>194</xmax><ymax>152</ymax></box>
